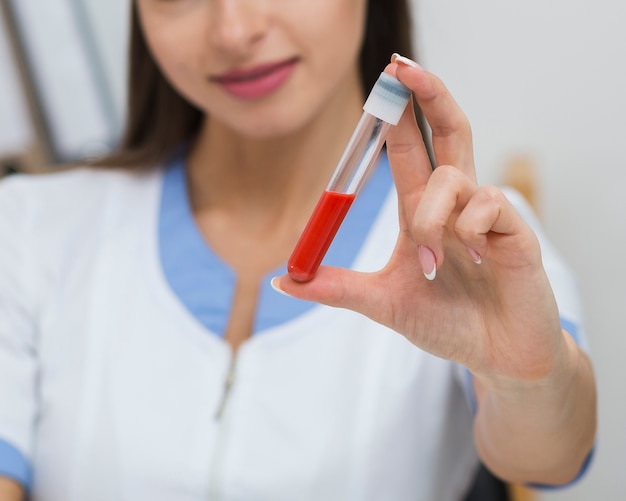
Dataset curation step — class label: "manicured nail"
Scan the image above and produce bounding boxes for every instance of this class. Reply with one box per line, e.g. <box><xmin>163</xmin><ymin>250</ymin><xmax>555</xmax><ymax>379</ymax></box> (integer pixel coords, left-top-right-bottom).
<box><xmin>391</xmin><ymin>53</ymin><xmax>422</xmax><ymax>69</ymax></box>
<box><xmin>270</xmin><ymin>277</ymin><xmax>292</xmax><ymax>297</ymax></box>
<box><xmin>418</xmin><ymin>245</ymin><xmax>437</xmax><ymax>281</ymax></box>
<box><xmin>466</xmin><ymin>247</ymin><xmax>482</xmax><ymax>265</ymax></box>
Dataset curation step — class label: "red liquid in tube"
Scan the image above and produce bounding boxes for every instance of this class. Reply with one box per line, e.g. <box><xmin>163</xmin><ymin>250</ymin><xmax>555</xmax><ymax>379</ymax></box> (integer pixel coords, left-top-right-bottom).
<box><xmin>287</xmin><ymin>191</ymin><xmax>356</xmax><ymax>282</ymax></box>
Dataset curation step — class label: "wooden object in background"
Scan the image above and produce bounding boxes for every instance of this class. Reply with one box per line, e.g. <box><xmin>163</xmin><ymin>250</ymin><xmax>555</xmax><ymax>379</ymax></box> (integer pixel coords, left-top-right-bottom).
<box><xmin>508</xmin><ymin>483</ymin><xmax>536</xmax><ymax>501</ymax></box>
<box><xmin>503</xmin><ymin>154</ymin><xmax>538</xmax><ymax>212</ymax></box>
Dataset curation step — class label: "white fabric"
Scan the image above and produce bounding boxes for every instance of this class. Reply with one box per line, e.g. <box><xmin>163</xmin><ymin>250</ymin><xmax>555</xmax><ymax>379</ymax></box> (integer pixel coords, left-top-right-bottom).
<box><xmin>0</xmin><ymin>167</ymin><xmax>583</xmax><ymax>500</ymax></box>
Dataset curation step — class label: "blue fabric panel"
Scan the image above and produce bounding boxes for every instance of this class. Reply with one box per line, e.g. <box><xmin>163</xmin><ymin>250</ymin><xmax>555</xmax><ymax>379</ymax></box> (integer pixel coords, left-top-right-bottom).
<box><xmin>159</xmin><ymin>159</ymin><xmax>236</xmax><ymax>336</ymax></box>
<box><xmin>560</xmin><ymin>317</ymin><xmax>580</xmax><ymax>344</ymax></box>
<box><xmin>0</xmin><ymin>439</ymin><xmax>31</xmax><ymax>489</ymax></box>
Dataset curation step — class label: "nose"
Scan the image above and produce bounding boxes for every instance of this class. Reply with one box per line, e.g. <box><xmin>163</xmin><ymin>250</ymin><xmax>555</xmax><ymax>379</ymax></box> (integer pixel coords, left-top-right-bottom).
<box><xmin>209</xmin><ymin>0</ymin><xmax>268</xmax><ymax>56</ymax></box>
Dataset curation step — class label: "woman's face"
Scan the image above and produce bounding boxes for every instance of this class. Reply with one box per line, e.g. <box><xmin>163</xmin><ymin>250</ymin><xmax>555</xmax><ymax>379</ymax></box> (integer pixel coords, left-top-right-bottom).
<box><xmin>136</xmin><ymin>0</ymin><xmax>368</xmax><ymax>138</ymax></box>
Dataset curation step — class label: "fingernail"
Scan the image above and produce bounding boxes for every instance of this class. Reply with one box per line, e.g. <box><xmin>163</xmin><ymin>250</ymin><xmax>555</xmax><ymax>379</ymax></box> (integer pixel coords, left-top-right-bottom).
<box><xmin>418</xmin><ymin>246</ymin><xmax>437</xmax><ymax>280</ymax></box>
<box><xmin>270</xmin><ymin>277</ymin><xmax>292</xmax><ymax>297</ymax></box>
<box><xmin>466</xmin><ymin>247</ymin><xmax>482</xmax><ymax>265</ymax></box>
<box><xmin>391</xmin><ymin>53</ymin><xmax>422</xmax><ymax>69</ymax></box>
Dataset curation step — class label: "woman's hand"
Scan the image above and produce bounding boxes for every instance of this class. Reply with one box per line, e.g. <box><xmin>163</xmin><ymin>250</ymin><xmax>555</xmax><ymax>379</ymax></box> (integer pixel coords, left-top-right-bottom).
<box><xmin>277</xmin><ymin>57</ymin><xmax>563</xmax><ymax>383</ymax></box>
<box><xmin>273</xmin><ymin>56</ymin><xmax>596</xmax><ymax>484</ymax></box>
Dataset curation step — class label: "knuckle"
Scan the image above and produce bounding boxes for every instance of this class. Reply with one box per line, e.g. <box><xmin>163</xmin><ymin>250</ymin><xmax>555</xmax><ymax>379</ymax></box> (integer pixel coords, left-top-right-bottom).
<box><xmin>386</xmin><ymin>141</ymin><xmax>421</xmax><ymax>156</ymax></box>
<box><xmin>412</xmin><ymin>210</ymin><xmax>445</xmax><ymax>241</ymax></box>
<box><xmin>431</xmin><ymin>164</ymin><xmax>461</xmax><ymax>181</ymax></box>
<box><xmin>432</xmin><ymin>112</ymin><xmax>472</xmax><ymax>138</ymax></box>
<box><xmin>454</xmin><ymin>218</ymin><xmax>475</xmax><ymax>241</ymax></box>
<box><xmin>477</xmin><ymin>185</ymin><xmax>504</xmax><ymax>204</ymax></box>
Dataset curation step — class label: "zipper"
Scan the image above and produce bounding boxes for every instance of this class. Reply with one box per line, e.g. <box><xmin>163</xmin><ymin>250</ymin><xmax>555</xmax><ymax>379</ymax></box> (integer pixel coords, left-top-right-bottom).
<box><xmin>214</xmin><ymin>353</ymin><xmax>237</xmax><ymax>420</ymax></box>
<box><xmin>207</xmin><ymin>352</ymin><xmax>238</xmax><ymax>500</ymax></box>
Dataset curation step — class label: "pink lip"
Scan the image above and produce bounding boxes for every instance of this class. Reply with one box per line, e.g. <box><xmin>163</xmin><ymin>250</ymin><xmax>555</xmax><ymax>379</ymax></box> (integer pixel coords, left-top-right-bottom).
<box><xmin>211</xmin><ymin>59</ymin><xmax>298</xmax><ymax>100</ymax></box>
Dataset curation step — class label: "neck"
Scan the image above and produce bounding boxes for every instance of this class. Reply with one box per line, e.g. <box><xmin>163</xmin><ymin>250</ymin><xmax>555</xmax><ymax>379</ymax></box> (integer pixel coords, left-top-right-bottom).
<box><xmin>186</xmin><ymin>77</ymin><xmax>364</xmax><ymax>229</ymax></box>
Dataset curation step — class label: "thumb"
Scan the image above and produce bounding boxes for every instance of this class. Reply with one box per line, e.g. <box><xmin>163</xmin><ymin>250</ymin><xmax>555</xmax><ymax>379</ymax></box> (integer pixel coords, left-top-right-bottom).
<box><xmin>271</xmin><ymin>266</ymin><xmax>373</xmax><ymax>313</ymax></box>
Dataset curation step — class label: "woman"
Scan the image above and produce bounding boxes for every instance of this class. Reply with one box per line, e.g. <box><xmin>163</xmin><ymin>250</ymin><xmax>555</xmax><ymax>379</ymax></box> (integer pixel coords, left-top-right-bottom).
<box><xmin>0</xmin><ymin>0</ymin><xmax>596</xmax><ymax>499</ymax></box>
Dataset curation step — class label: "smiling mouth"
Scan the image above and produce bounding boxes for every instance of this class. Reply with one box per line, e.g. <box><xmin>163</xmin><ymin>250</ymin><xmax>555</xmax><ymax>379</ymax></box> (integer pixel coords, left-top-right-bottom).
<box><xmin>210</xmin><ymin>58</ymin><xmax>299</xmax><ymax>100</ymax></box>
<box><xmin>212</xmin><ymin>58</ymin><xmax>299</xmax><ymax>84</ymax></box>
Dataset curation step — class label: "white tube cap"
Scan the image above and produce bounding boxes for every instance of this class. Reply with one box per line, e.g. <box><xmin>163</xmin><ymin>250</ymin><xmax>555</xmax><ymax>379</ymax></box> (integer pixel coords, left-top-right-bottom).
<box><xmin>363</xmin><ymin>72</ymin><xmax>411</xmax><ymax>125</ymax></box>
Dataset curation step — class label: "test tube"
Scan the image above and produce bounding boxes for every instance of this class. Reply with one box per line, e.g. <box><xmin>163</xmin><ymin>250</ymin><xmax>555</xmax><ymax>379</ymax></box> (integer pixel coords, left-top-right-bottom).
<box><xmin>287</xmin><ymin>72</ymin><xmax>411</xmax><ymax>282</ymax></box>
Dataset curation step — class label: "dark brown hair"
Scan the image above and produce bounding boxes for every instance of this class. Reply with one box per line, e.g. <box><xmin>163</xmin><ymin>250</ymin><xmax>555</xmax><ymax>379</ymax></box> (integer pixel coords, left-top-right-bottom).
<box><xmin>99</xmin><ymin>0</ymin><xmax>419</xmax><ymax>168</ymax></box>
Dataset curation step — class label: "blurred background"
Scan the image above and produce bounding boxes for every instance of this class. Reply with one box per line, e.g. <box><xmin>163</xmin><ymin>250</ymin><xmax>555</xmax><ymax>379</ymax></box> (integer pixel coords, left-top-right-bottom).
<box><xmin>0</xmin><ymin>0</ymin><xmax>624</xmax><ymax>498</ymax></box>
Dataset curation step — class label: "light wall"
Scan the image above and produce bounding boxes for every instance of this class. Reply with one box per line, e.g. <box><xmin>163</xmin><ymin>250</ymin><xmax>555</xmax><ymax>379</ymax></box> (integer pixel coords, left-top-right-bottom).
<box><xmin>81</xmin><ymin>0</ymin><xmax>129</xmax><ymax>127</ymax></box>
<box><xmin>413</xmin><ymin>0</ymin><xmax>626</xmax><ymax>498</ymax></box>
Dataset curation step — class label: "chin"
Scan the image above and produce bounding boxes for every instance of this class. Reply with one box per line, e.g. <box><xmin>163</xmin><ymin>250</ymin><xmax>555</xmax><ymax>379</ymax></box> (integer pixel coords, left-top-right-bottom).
<box><xmin>241</xmin><ymin>123</ymin><xmax>300</xmax><ymax>140</ymax></box>
<box><xmin>223</xmin><ymin>109</ymin><xmax>314</xmax><ymax>141</ymax></box>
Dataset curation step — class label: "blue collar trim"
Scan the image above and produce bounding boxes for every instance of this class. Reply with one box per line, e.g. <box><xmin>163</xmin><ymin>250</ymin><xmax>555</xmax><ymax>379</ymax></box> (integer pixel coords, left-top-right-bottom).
<box><xmin>158</xmin><ymin>154</ymin><xmax>393</xmax><ymax>336</ymax></box>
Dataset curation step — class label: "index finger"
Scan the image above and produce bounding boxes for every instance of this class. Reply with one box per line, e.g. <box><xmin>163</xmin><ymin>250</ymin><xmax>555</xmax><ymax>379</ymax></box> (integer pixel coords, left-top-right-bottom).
<box><xmin>383</xmin><ymin>73</ymin><xmax>433</xmax><ymax>201</ymax></box>
<box><xmin>393</xmin><ymin>56</ymin><xmax>476</xmax><ymax>179</ymax></box>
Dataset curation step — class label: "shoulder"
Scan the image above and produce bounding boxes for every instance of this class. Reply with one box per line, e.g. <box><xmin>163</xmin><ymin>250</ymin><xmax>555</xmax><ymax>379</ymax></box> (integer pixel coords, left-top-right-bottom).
<box><xmin>0</xmin><ymin>165</ymin><xmax>164</xmax><ymax>274</ymax></box>
<box><xmin>0</xmin><ymin>166</ymin><xmax>165</xmax><ymax>317</ymax></box>
<box><xmin>0</xmin><ymin>165</ymin><xmax>164</xmax><ymax>234</ymax></box>
<box><xmin>0</xmin><ymin>165</ymin><xmax>162</xmax><ymax>208</ymax></box>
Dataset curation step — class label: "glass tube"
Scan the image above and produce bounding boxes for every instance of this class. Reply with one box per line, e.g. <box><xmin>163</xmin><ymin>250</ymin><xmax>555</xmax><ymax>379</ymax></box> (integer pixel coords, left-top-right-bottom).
<box><xmin>287</xmin><ymin>72</ymin><xmax>410</xmax><ymax>283</ymax></box>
